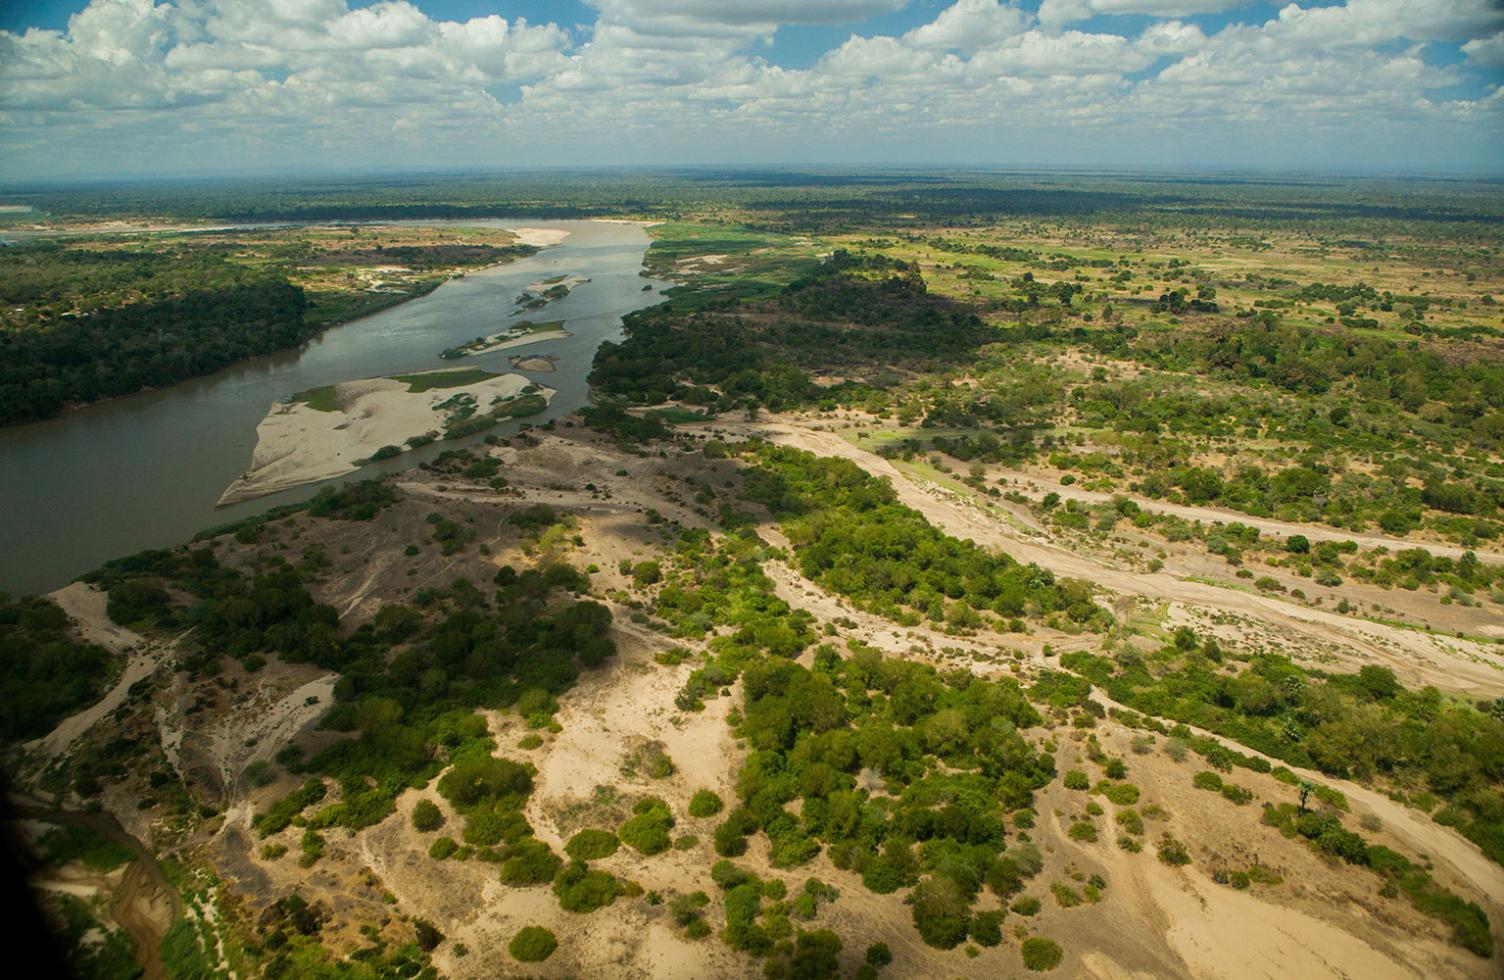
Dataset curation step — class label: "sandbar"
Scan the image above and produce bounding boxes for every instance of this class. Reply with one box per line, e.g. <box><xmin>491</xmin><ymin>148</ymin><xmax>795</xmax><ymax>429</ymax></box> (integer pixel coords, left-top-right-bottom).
<box><xmin>510</xmin><ymin>355</ymin><xmax>558</xmax><ymax>372</ymax></box>
<box><xmin>218</xmin><ymin>371</ymin><xmax>552</xmax><ymax>506</ymax></box>
<box><xmin>508</xmin><ymin>227</ymin><xmax>570</xmax><ymax>247</ymax></box>
<box><xmin>443</xmin><ymin>328</ymin><xmax>570</xmax><ymax>358</ymax></box>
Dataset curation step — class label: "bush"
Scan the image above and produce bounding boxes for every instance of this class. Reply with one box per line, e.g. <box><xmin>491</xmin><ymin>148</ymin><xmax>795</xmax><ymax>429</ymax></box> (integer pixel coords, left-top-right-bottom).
<box><xmin>1157</xmin><ymin>833</ymin><xmax>1191</xmax><ymax>866</ymax></box>
<box><xmin>499</xmin><ymin>837</ymin><xmax>562</xmax><ymax>886</ymax></box>
<box><xmin>969</xmin><ymin>909</ymin><xmax>1004</xmax><ymax>947</ymax></box>
<box><xmin>509</xmin><ymin>926</ymin><xmax>558</xmax><ymax>962</ymax></box>
<box><xmin>437</xmin><ymin>755</ymin><xmax>532</xmax><ymax>810</ymax></box>
<box><xmin>1101</xmin><ymin>782</ymin><xmax>1139</xmax><ymax>805</ymax></box>
<box><xmin>910</xmin><ymin>876</ymin><xmax>970</xmax><ymax>949</ymax></box>
<box><xmin>565</xmin><ymin>828</ymin><xmax>620</xmax><ymax>862</ymax></box>
<box><xmin>554</xmin><ymin>861</ymin><xmax>626</xmax><ymax>913</ymax></box>
<box><xmin>867</xmin><ymin>941</ymin><xmax>893</xmax><ymax>966</ymax></box>
<box><xmin>620</xmin><ymin>797</ymin><xmax>675</xmax><ymax>855</ymax></box>
<box><xmin>1063</xmin><ymin>770</ymin><xmax>1090</xmax><ymax>790</ymax></box>
<box><xmin>411</xmin><ymin>799</ymin><xmax>444</xmax><ymax>832</ymax></box>
<box><xmin>413</xmin><ymin>918</ymin><xmax>443</xmax><ymax>952</ymax></box>
<box><xmin>1067</xmin><ymin>821</ymin><xmax>1097</xmax><ymax>842</ymax></box>
<box><xmin>1021</xmin><ymin>937</ymin><xmax>1063</xmax><ymax>971</ymax></box>
<box><xmin>1192</xmin><ymin>771</ymin><xmax>1224</xmax><ymax>792</ymax></box>
<box><xmin>1221</xmin><ymin>784</ymin><xmax>1254</xmax><ymax>805</ymax></box>
<box><xmin>688</xmin><ymin>789</ymin><xmax>724</xmax><ymax>818</ymax></box>
<box><xmin>428</xmin><ymin>836</ymin><xmax>458</xmax><ymax>860</ymax></box>
<box><xmin>1010</xmin><ymin>896</ymin><xmax>1041</xmax><ymax>916</ymax></box>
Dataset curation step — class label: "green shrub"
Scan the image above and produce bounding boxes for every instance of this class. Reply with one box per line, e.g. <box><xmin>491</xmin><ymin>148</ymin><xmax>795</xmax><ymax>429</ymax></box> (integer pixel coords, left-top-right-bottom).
<box><xmin>910</xmin><ymin>876</ymin><xmax>970</xmax><ymax>949</ymax></box>
<box><xmin>499</xmin><ymin>837</ymin><xmax>562</xmax><ymax>886</ymax></box>
<box><xmin>969</xmin><ymin>909</ymin><xmax>1004</xmax><ymax>947</ymax></box>
<box><xmin>554</xmin><ymin>861</ymin><xmax>626</xmax><ymax>913</ymax></box>
<box><xmin>1063</xmin><ymin>770</ymin><xmax>1090</xmax><ymax>790</ymax></box>
<box><xmin>688</xmin><ymin>789</ymin><xmax>724</xmax><ymax>818</ymax></box>
<box><xmin>1157</xmin><ymin>833</ymin><xmax>1191</xmax><ymax>866</ymax></box>
<box><xmin>1021</xmin><ymin>937</ymin><xmax>1063</xmax><ymax>971</ymax></box>
<box><xmin>1010</xmin><ymin>896</ymin><xmax>1041</xmax><ymax>916</ymax></box>
<box><xmin>1067</xmin><ymin>821</ymin><xmax>1097</xmax><ymax>842</ymax></box>
<box><xmin>866</xmin><ymin>941</ymin><xmax>893</xmax><ymax>966</ymax></box>
<box><xmin>565</xmin><ymin>828</ymin><xmax>620</xmax><ymax>862</ymax></box>
<box><xmin>1101</xmin><ymin>782</ymin><xmax>1140</xmax><ymax>805</ymax></box>
<box><xmin>428</xmin><ymin>836</ymin><xmax>458</xmax><ymax>860</ymax></box>
<box><xmin>1221</xmin><ymin>784</ymin><xmax>1254</xmax><ymax>805</ymax></box>
<box><xmin>509</xmin><ymin>926</ymin><xmax>558</xmax><ymax>962</ymax></box>
<box><xmin>411</xmin><ymin>799</ymin><xmax>444</xmax><ymax>832</ymax></box>
<box><xmin>1192</xmin><ymin>771</ymin><xmax>1224</xmax><ymax>792</ymax></box>
<box><xmin>1051</xmin><ymin>883</ymin><xmax>1082</xmax><ymax>907</ymax></box>
<box><xmin>620</xmin><ymin>797</ymin><xmax>675</xmax><ymax>855</ymax></box>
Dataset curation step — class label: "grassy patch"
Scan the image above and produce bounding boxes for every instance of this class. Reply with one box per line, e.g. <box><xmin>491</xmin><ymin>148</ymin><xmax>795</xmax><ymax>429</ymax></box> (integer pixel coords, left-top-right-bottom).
<box><xmin>389</xmin><ymin>368</ymin><xmax>500</xmax><ymax>393</ymax></box>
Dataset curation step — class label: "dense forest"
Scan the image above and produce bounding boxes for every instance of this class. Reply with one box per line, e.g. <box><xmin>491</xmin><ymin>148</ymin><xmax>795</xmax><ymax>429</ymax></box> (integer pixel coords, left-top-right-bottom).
<box><xmin>9</xmin><ymin>170</ymin><xmax>1503</xmax><ymax>235</ymax></box>
<box><xmin>590</xmin><ymin>251</ymin><xmax>990</xmax><ymax>410</ymax></box>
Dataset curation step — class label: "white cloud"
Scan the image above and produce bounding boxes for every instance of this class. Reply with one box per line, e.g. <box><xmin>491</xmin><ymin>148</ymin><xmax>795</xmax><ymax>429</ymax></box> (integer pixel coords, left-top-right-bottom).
<box><xmin>1038</xmin><ymin>0</ymin><xmax>1252</xmax><ymax>29</ymax></box>
<box><xmin>1462</xmin><ymin>31</ymin><xmax>1504</xmax><ymax>70</ymax></box>
<box><xmin>584</xmin><ymin>0</ymin><xmax>909</xmax><ymax>38</ymax></box>
<box><xmin>0</xmin><ymin>0</ymin><xmax>1499</xmax><ymax>177</ymax></box>
<box><xmin>903</xmin><ymin>1</ymin><xmax>1031</xmax><ymax>52</ymax></box>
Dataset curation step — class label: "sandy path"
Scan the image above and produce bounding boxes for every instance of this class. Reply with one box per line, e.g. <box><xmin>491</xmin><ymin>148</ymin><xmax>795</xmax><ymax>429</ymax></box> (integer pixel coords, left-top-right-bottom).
<box><xmin>28</xmin><ymin>585</ymin><xmax>175</xmax><ymax>763</ymax></box>
<box><xmin>973</xmin><ymin>462</ymin><xmax>1504</xmax><ymax>565</ymax></box>
<box><xmin>1097</xmin><ymin>690</ymin><xmax>1504</xmax><ymax>907</ymax></box>
<box><xmin>712</xmin><ymin>419</ymin><xmax>1504</xmax><ymax>699</ymax></box>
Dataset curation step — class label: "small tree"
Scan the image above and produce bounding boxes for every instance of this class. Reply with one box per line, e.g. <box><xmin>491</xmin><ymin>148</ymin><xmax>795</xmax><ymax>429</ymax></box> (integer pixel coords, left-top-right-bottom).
<box><xmin>1297</xmin><ymin>779</ymin><xmax>1315</xmax><ymax>814</ymax></box>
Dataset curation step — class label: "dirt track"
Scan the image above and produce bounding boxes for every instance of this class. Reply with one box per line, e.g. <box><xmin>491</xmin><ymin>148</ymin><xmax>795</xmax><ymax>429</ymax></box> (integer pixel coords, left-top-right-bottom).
<box><xmin>710</xmin><ymin>419</ymin><xmax>1504</xmax><ymax>699</ymax></box>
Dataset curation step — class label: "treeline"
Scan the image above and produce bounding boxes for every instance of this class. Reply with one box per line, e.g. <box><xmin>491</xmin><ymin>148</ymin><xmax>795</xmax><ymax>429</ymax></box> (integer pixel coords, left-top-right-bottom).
<box><xmin>1137</xmin><ymin>315</ymin><xmax>1504</xmax><ymax>449</ymax></box>
<box><xmin>741</xmin><ymin>444</ymin><xmax>1108</xmax><ymax>630</ymax></box>
<box><xmin>0</xmin><ymin>278</ymin><xmax>310</xmax><ymax>423</ymax></box>
<box><xmin>0</xmin><ymin>595</ymin><xmax>113</xmax><ymax>745</ymax></box>
<box><xmin>590</xmin><ymin>251</ymin><xmax>995</xmax><ymax>411</ymax></box>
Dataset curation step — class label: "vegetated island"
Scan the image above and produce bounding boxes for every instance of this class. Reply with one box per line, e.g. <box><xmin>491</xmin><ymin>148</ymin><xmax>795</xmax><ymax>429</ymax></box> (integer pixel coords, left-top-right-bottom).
<box><xmin>217</xmin><ymin>368</ymin><xmax>550</xmax><ymax>505</ymax></box>
<box><xmin>439</xmin><ymin>319</ymin><xmax>569</xmax><ymax>358</ymax></box>
<box><xmin>514</xmin><ymin>273</ymin><xmax>590</xmax><ymax>310</ymax></box>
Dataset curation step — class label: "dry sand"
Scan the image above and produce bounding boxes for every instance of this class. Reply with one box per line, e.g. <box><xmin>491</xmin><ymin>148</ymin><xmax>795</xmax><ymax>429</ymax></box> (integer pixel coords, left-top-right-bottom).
<box><xmin>448</xmin><ymin>328</ymin><xmax>570</xmax><ymax>357</ymax></box>
<box><xmin>507</xmin><ymin>227</ymin><xmax>570</xmax><ymax>247</ymax></box>
<box><xmin>218</xmin><ymin>372</ymin><xmax>550</xmax><ymax>506</ymax></box>
<box><xmin>526</xmin><ymin>273</ymin><xmax>590</xmax><ymax>293</ymax></box>
<box><xmin>27</xmin><ymin>584</ymin><xmax>170</xmax><ymax>764</ymax></box>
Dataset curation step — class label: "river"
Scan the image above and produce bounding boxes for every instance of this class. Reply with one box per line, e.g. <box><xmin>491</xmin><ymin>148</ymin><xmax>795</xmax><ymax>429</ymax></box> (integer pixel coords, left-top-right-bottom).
<box><xmin>0</xmin><ymin>219</ymin><xmax>669</xmax><ymax>597</ymax></box>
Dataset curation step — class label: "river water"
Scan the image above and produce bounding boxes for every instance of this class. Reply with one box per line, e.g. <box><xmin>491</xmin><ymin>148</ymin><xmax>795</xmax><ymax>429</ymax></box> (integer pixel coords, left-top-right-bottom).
<box><xmin>0</xmin><ymin>219</ymin><xmax>669</xmax><ymax>597</ymax></box>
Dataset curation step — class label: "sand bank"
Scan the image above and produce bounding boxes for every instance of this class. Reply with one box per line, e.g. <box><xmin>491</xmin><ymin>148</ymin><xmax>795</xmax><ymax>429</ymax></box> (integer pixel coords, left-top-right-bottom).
<box><xmin>218</xmin><ymin>371</ymin><xmax>551</xmax><ymax>506</ymax></box>
<box><xmin>507</xmin><ymin>227</ymin><xmax>570</xmax><ymax>247</ymax></box>
<box><xmin>525</xmin><ymin>273</ymin><xmax>590</xmax><ymax>294</ymax></box>
<box><xmin>443</xmin><ymin>327</ymin><xmax>570</xmax><ymax>358</ymax></box>
<box><xmin>510</xmin><ymin>355</ymin><xmax>558</xmax><ymax>372</ymax></box>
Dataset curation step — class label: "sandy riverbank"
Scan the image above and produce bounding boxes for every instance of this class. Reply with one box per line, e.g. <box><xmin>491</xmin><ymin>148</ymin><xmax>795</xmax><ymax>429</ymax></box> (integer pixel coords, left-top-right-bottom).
<box><xmin>217</xmin><ymin>371</ymin><xmax>551</xmax><ymax>506</ymax></box>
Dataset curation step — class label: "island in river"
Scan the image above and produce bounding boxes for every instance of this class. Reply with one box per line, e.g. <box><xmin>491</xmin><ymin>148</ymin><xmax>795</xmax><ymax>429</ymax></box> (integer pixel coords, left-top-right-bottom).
<box><xmin>439</xmin><ymin>319</ymin><xmax>571</xmax><ymax>358</ymax></box>
<box><xmin>217</xmin><ymin>368</ymin><xmax>551</xmax><ymax>506</ymax></box>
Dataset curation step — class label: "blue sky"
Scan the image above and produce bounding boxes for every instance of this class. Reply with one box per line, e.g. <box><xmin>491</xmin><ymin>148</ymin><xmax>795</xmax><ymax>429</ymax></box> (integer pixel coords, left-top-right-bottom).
<box><xmin>0</xmin><ymin>0</ymin><xmax>1500</xmax><ymax>179</ymax></box>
